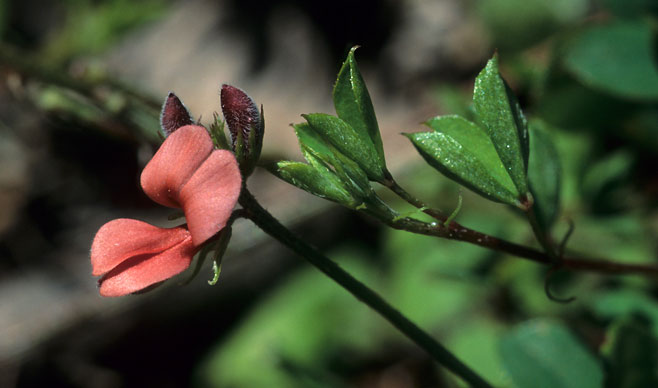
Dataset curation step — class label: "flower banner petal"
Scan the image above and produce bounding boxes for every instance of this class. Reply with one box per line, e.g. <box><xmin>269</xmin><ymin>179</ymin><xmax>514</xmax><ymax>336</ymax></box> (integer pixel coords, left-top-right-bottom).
<box><xmin>179</xmin><ymin>149</ymin><xmax>242</xmax><ymax>246</ymax></box>
<box><xmin>141</xmin><ymin>125</ymin><xmax>214</xmax><ymax>208</ymax></box>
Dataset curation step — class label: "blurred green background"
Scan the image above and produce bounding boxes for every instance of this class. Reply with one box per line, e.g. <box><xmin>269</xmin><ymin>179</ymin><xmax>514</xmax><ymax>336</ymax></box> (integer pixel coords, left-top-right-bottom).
<box><xmin>0</xmin><ymin>0</ymin><xmax>657</xmax><ymax>387</ymax></box>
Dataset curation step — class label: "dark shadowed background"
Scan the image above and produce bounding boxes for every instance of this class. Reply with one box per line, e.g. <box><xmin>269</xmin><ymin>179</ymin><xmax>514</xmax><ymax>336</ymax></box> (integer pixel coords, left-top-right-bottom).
<box><xmin>1</xmin><ymin>0</ymin><xmax>657</xmax><ymax>387</ymax></box>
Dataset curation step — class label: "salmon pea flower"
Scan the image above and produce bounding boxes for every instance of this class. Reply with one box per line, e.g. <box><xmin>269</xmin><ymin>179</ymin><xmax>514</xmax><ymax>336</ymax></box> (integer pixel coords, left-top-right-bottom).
<box><xmin>141</xmin><ymin>125</ymin><xmax>242</xmax><ymax>246</ymax></box>
<box><xmin>91</xmin><ymin>123</ymin><xmax>242</xmax><ymax>297</ymax></box>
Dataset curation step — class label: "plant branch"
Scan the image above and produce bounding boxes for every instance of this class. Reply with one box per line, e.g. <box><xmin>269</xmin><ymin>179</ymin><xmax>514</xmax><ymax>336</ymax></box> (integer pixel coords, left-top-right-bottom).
<box><xmin>381</xmin><ymin>177</ymin><xmax>444</xmax><ymax>220</ymax></box>
<box><xmin>380</xmin><ymin>178</ymin><xmax>658</xmax><ymax>278</ymax></box>
<box><xmin>380</xmin><ymin>213</ymin><xmax>658</xmax><ymax>277</ymax></box>
<box><xmin>239</xmin><ymin>188</ymin><xmax>493</xmax><ymax>388</ymax></box>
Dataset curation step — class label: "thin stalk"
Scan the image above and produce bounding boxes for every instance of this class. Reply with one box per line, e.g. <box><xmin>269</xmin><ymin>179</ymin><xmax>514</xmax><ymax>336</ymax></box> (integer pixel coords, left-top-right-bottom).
<box><xmin>239</xmin><ymin>188</ymin><xmax>493</xmax><ymax>388</ymax></box>
<box><xmin>381</xmin><ymin>177</ymin><xmax>444</xmax><ymax>220</ymax></box>
<box><xmin>382</xmin><ymin>178</ymin><xmax>658</xmax><ymax>278</ymax></box>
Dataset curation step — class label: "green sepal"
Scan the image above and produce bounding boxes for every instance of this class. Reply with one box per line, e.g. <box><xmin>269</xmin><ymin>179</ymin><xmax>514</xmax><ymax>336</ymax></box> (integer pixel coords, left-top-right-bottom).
<box><xmin>528</xmin><ymin>121</ymin><xmax>561</xmax><ymax>229</ymax></box>
<box><xmin>182</xmin><ymin>225</ymin><xmax>232</xmax><ymax>286</ymax></box>
<box><xmin>269</xmin><ymin>160</ymin><xmax>356</xmax><ymax>207</ymax></box>
<box><xmin>209</xmin><ymin>113</ymin><xmax>230</xmax><ymax>150</ymax></box>
<box><xmin>302</xmin><ymin>113</ymin><xmax>386</xmax><ymax>182</ymax></box>
<box><xmin>473</xmin><ymin>54</ymin><xmax>530</xmax><ymax>196</ymax></box>
<box><xmin>333</xmin><ymin>46</ymin><xmax>387</xmax><ymax>171</ymax></box>
<box><xmin>406</xmin><ymin>115</ymin><xmax>522</xmax><ymax>208</ymax></box>
<box><xmin>208</xmin><ymin>226</ymin><xmax>232</xmax><ymax>286</ymax></box>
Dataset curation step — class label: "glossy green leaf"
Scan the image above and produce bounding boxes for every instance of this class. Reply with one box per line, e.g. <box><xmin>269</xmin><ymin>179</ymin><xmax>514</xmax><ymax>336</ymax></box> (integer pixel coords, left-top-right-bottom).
<box><xmin>601</xmin><ymin>316</ymin><xmax>658</xmax><ymax>388</ymax></box>
<box><xmin>406</xmin><ymin>115</ymin><xmax>522</xmax><ymax>207</ymax></box>
<box><xmin>271</xmin><ymin>161</ymin><xmax>355</xmax><ymax>207</ymax></box>
<box><xmin>303</xmin><ymin>113</ymin><xmax>386</xmax><ymax>182</ymax></box>
<box><xmin>294</xmin><ymin>123</ymin><xmax>371</xmax><ymax>199</ymax></box>
<box><xmin>474</xmin><ymin>55</ymin><xmax>530</xmax><ymax>196</ymax></box>
<box><xmin>333</xmin><ymin>46</ymin><xmax>386</xmax><ymax>171</ymax></box>
<box><xmin>499</xmin><ymin>320</ymin><xmax>604</xmax><ymax>388</ymax></box>
<box><xmin>563</xmin><ymin>21</ymin><xmax>658</xmax><ymax>100</ymax></box>
<box><xmin>294</xmin><ymin>123</ymin><xmax>336</xmax><ymax>166</ymax></box>
<box><xmin>528</xmin><ymin>121</ymin><xmax>561</xmax><ymax>229</ymax></box>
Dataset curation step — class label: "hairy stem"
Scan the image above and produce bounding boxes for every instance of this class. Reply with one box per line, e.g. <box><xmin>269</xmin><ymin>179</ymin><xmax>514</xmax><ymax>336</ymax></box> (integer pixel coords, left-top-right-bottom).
<box><xmin>239</xmin><ymin>188</ymin><xmax>493</xmax><ymax>388</ymax></box>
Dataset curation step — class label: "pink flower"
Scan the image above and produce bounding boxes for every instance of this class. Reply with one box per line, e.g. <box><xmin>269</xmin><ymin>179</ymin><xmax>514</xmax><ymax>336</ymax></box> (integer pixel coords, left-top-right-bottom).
<box><xmin>91</xmin><ymin>125</ymin><xmax>242</xmax><ymax>297</ymax></box>
<box><xmin>141</xmin><ymin>125</ymin><xmax>242</xmax><ymax>246</ymax></box>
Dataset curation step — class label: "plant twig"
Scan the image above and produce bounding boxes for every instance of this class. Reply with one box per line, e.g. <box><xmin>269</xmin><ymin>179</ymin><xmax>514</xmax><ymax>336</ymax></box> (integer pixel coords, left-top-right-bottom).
<box><xmin>381</xmin><ymin>214</ymin><xmax>658</xmax><ymax>277</ymax></box>
<box><xmin>239</xmin><ymin>188</ymin><xmax>493</xmax><ymax>388</ymax></box>
<box><xmin>382</xmin><ymin>179</ymin><xmax>658</xmax><ymax>279</ymax></box>
<box><xmin>381</xmin><ymin>177</ymin><xmax>444</xmax><ymax>220</ymax></box>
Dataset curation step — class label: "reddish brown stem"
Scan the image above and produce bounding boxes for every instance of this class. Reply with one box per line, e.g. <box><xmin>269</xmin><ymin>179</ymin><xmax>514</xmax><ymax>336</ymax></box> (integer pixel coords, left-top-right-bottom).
<box><xmin>380</xmin><ymin>211</ymin><xmax>658</xmax><ymax>278</ymax></box>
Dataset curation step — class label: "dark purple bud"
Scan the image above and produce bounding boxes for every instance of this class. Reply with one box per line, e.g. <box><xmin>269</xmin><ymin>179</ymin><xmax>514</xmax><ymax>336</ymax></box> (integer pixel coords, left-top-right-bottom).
<box><xmin>160</xmin><ymin>92</ymin><xmax>193</xmax><ymax>137</ymax></box>
<box><xmin>220</xmin><ymin>84</ymin><xmax>264</xmax><ymax>176</ymax></box>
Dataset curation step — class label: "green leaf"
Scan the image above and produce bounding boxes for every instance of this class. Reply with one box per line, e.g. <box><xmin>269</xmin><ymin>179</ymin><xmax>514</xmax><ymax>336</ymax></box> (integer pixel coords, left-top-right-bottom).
<box><xmin>601</xmin><ymin>316</ymin><xmax>658</xmax><ymax>388</ymax></box>
<box><xmin>499</xmin><ymin>320</ymin><xmax>604</xmax><ymax>388</ymax></box>
<box><xmin>406</xmin><ymin>115</ymin><xmax>522</xmax><ymax>208</ymax></box>
<box><xmin>563</xmin><ymin>20</ymin><xmax>658</xmax><ymax>100</ymax></box>
<box><xmin>528</xmin><ymin>121</ymin><xmax>561</xmax><ymax>229</ymax></box>
<box><xmin>294</xmin><ymin>123</ymin><xmax>336</xmax><ymax>165</ymax></box>
<box><xmin>303</xmin><ymin>113</ymin><xmax>386</xmax><ymax>182</ymax></box>
<box><xmin>333</xmin><ymin>46</ymin><xmax>386</xmax><ymax>171</ymax></box>
<box><xmin>294</xmin><ymin>123</ymin><xmax>372</xmax><ymax>199</ymax></box>
<box><xmin>270</xmin><ymin>161</ymin><xmax>355</xmax><ymax>207</ymax></box>
<box><xmin>474</xmin><ymin>55</ymin><xmax>530</xmax><ymax>196</ymax></box>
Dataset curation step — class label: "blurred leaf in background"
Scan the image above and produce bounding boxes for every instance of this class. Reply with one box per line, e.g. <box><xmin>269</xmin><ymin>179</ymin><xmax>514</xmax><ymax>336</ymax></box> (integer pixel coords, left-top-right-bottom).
<box><xmin>42</xmin><ymin>0</ymin><xmax>167</xmax><ymax>65</ymax></box>
<box><xmin>475</xmin><ymin>0</ymin><xmax>588</xmax><ymax>52</ymax></box>
<box><xmin>499</xmin><ymin>320</ymin><xmax>604</xmax><ymax>388</ymax></box>
<box><xmin>563</xmin><ymin>20</ymin><xmax>658</xmax><ymax>101</ymax></box>
<box><xmin>196</xmin><ymin>248</ymin><xmax>383</xmax><ymax>388</ymax></box>
<box><xmin>600</xmin><ymin>315</ymin><xmax>658</xmax><ymax>388</ymax></box>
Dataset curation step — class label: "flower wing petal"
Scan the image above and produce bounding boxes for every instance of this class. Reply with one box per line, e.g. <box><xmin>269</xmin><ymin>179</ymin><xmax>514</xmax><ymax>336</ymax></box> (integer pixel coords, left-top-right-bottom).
<box><xmin>98</xmin><ymin>236</ymin><xmax>196</xmax><ymax>297</ymax></box>
<box><xmin>91</xmin><ymin>219</ymin><xmax>191</xmax><ymax>276</ymax></box>
<box><xmin>180</xmin><ymin>149</ymin><xmax>242</xmax><ymax>246</ymax></box>
<box><xmin>140</xmin><ymin>125</ymin><xmax>214</xmax><ymax>208</ymax></box>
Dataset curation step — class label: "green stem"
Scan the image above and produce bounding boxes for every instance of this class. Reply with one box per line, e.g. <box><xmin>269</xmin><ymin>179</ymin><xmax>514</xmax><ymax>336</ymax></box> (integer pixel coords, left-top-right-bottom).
<box><xmin>381</xmin><ymin>177</ymin><xmax>444</xmax><ymax>220</ymax></box>
<box><xmin>239</xmin><ymin>188</ymin><xmax>493</xmax><ymax>388</ymax></box>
